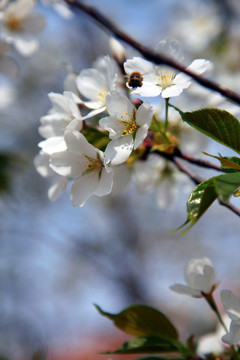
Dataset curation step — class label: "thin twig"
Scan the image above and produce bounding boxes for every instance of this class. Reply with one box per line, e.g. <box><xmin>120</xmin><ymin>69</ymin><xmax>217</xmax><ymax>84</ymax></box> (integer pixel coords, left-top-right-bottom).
<box><xmin>175</xmin><ymin>148</ymin><xmax>222</xmax><ymax>172</ymax></box>
<box><xmin>172</xmin><ymin>158</ymin><xmax>203</xmax><ymax>185</ymax></box>
<box><xmin>65</xmin><ymin>0</ymin><xmax>240</xmax><ymax>106</ymax></box>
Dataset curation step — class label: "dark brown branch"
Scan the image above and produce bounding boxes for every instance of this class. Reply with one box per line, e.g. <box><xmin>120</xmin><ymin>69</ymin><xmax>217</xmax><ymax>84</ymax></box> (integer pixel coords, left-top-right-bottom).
<box><xmin>174</xmin><ymin>148</ymin><xmax>222</xmax><ymax>172</ymax></box>
<box><xmin>65</xmin><ymin>0</ymin><xmax>240</xmax><ymax>106</ymax></box>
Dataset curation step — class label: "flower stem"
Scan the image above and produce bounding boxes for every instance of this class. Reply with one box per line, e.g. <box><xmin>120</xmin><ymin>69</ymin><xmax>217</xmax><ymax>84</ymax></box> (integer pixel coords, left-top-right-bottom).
<box><xmin>204</xmin><ymin>293</ymin><xmax>228</xmax><ymax>332</ymax></box>
<box><xmin>204</xmin><ymin>292</ymin><xmax>238</xmax><ymax>359</ymax></box>
<box><xmin>164</xmin><ymin>98</ymin><xmax>169</xmax><ymax>132</ymax></box>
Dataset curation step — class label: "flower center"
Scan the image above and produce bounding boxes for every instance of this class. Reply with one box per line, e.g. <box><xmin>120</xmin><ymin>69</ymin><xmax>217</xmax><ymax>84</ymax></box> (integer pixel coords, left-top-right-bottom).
<box><xmin>155</xmin><ymin>70</ymin><xmax>175</xmax><ymax>90</ymax></box>
<box><xmin>5</xmin><ymin>16</ymin><xmax>22</xmax><ymax>31</ymax></box>
<box><xmin>116</xmin><ymin>111</ymin><xmax>138</xmax><ymax>136</ymax></box>
<box><xmin>81</xmin><ymin>154</ymin><xmax>103</xmax><ymax>177</ymax></box>
<box><xmin>97</xmin><ymin>88</ymin><xmax>107</xmax><ymax>103</ymax></box>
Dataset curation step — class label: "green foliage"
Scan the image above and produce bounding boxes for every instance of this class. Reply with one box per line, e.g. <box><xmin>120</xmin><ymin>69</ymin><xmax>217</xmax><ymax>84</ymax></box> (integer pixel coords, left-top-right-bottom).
<box><xmin>175</xmin><ymin>172</ymin><xmax>240</xmax><ymax>234</ymax></box>
<box><xmin>95</xmin><ymin>304</ymin><xmax>178</xmax><ymax>340</ymax></box>
<box><xmin>172</xmin><ymin>107</ymin><xmax>240</xmax><ymax>154</ymax></box>
<box><xmin>104</xmin><ymin>336</ymin><xmax>180</xmax><ymax>354</ymax></box>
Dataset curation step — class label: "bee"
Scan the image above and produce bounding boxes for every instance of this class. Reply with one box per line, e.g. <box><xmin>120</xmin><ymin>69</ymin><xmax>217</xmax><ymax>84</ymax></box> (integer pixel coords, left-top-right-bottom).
<box><xmin>128</xmin><ymin>71</ymin><xmax>143</xmax><ymax>88</ymax></box>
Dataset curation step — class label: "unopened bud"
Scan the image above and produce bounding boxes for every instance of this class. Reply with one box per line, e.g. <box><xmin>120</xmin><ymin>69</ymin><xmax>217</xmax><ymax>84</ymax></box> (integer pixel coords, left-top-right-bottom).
<box><xmin>132</xmin><ymin>98</ymin><xmax>143</xmax><ymax>109</ymax></box>
<box><xmin>109</xmin><ymin>37</ymin><xmax>126</xmax><ymax>64</ymax></box>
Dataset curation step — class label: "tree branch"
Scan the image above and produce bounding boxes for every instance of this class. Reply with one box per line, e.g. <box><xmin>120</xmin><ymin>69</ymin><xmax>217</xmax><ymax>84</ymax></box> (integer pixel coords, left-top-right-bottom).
<box><xmin>65</xmin><ymin>0</ymin><xmax>240</xmax><ymax>106</ymax></box>
<box><xmin>174</xmin><ymin>148</ymin><xmax>222</xmax><ymax>172</ymax></box>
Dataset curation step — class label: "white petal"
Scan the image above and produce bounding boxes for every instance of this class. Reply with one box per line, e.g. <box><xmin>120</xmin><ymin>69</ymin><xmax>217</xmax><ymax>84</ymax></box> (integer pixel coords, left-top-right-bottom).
<box><xmin>48</xmin><ymin>92</ymin><xmax>69</xmax><ymax>114</ymax></box>
<box><xmin>124</xmin><ymin>57</ymin><xmax>154</xmax><ymax>75</ymax></box>
<box><xmin>64</xmin><ymin>131</ymin><xmax>97</xmax><ymax>158</ymax></box>
<box><xmin>185</xmin><ymin>257</ymin><xmax>215</xmax><ymax>290</ymax></box>
<box><xmin>81</xmin><ymin>106</ymin><xmax>106</xmax><ymax>120</ymax></box>
<box><xmin>186</xmin><ymin>59</ymin><xmax>210</xmax><ymax>75</ymax></box>
<box><xmin>65</xmin><ymin>118</ymin><xmax>83</xmax><ymax>132</ymax></box>
<box><xmin>131</xmin><ymin>83</ymin><xmax>161</xmax><ymax>97</ymax></box>
<box><xmin>169</xmin><ymin>284</ymin><xmax>202</xmax><ymax>297</ymax></box>
<box><xmin>222</xmin><ymin>322</ymin><xmax>240</xmax><ymax>345</ymax></box>
<box><xmin>136</xmin><ymin>101</ymin><xmax>153</xmax><ymax>127</ymax></box>
<box><xmin>63</xmin><ymin>91</ymin><xmax>82</xmax><ymax>119</ymax></box>
<box><xmin>106</xmin><ymin>90</ymin><xmax>134</xmax><ymax>119</ymax></box>
<box><xmin>14</xmin><ymin>37</ymin><xmax>38</xmax><ymax>56</ymax></box>
<box><xmin>70</xmin><ymin>174</ymin><xmax>98</xmax><ymax>207</ymax></box>
<box><xmin>52</xmin><ymin>2</ymin><xmax>73</xmax><ymax>19</ymax></box>
<box><xmin>76</xmin><ymin>68</ymin><xmax>107</xmax><ymax>103</ymax></box>
<box><xmin>161</xmin><ymin>84</ymin><xmax>186</xmax><ymax>98</ymax></box>
<box><xmin>94</xmin><ymin>167</ymin><xmax>113</xmax><ymax>196</ymax></box>
<box><xmin>105</xmin><ymin>136</ymin><xmax>134</xmax><ymax>166</ymax></box>
<box><xmin>34</xmin><ymin>152</ymin><xmax>55</xmax><ymax>177</ymax></box>
<box><xmin>134</xmin><ymin>124</ymin><xmax>148</xmax><ymax>149</ymax></box>
<box><xmin>38</xmin><ymin>136</ymin><xmax>66</xmax><ymax>155</ymax></box>
<box><xmin>8</xmin><ymin>0</ymin><xmax>35</xmax><ymax>19</ymax></box>
<box><xmin>48</xmin><ymin>176</ymin><xmax>68</xmax><ymax>201</ymax></box>
<box><xmin>221</xmin><ymin>290</ymin><xmax>240</xmax><ymax>323</ymax></box>
<box><xmin>99</xmin><ymin>115</ymin><xmax>123</xmax><ymax>139</ymax></box>
<box><xmin>50</xmin><ymin>150</ymin><xmax>84</xmax><ymax>178</ymax></box>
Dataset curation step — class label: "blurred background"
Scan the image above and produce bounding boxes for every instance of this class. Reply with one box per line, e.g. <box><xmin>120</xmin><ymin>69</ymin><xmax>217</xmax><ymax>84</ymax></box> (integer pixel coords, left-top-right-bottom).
<box><xmin>1</xmin><ymin>0</ymin><xmax>240</xmax><ymax>358</ymax></box>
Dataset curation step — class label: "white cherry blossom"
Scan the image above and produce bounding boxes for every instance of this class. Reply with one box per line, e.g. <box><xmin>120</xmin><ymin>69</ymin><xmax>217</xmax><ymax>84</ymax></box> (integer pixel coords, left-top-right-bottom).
<box><xmin>39</xmin><ymin>91</ymin><xmax>83</xmax><ymax>139</ymax></box>
<box><xmin>124</xmin><ymin>56</ymin><xmax>210</xmax><ymax>98</ymax></box>
<box><xmin>99</xmin><ymin>90</ymin><xmax>153</xmax><ymax>166</ymax></box>
<box><xmin>76</xmin><ymin>55</ymin><xmax>120</xmax><ymax>118</ymax></box>
<box><xmin>0</xmin><ymin>0</ymin><xmax>46</xmax><ymax>56</ymax></box>
<box><xmin>170</xmin><ymin>257</ymin><xmax>216</xmax><ymax>298</ymax></box>
<box><xmin>220</xmin><ymin>289</ymin><xmax>240</xmax><ymax>345</ymax></box>
<box><xmin>50</xmin><ymin>131</ymin><xmax>114</xmax><ymax>207</ymax></box>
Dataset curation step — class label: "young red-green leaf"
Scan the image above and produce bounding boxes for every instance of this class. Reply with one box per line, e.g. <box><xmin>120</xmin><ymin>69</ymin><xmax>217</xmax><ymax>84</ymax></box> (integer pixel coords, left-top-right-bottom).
<box><xmin>95</xmin><ymin>304</ymin><xmax>178</xmax><ymax>340</ymax></box>
<box><xmin>103</xmin><ymin>336</ymin><xmax>179</xmax><ymax>354</ymax></box>
<box><xmin>202</xmin><ymin>152</ymin><xmax>240</xmax><ymax>171</ymax></box>
<box><xmin>172</xmin><ymin>107</ymin><xmax>240</xmax><ymax>154</ymax></box>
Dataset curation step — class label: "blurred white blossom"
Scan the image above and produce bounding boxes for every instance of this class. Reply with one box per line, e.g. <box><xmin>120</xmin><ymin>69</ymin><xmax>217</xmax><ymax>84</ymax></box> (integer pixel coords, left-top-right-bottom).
<box><xmin>0</xmin><ymin>0</ymin><xmax>46</xmax><ymax>56</ymax></box>
<box><xmin>221</xmin><ymin>289</ymin><xmax>240</xmax><ymax>345</ymax></box>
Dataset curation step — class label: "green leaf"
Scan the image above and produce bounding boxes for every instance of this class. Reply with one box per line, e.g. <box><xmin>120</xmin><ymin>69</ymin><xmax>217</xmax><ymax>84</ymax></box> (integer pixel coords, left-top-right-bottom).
<box><xmin>184</xmin><ymin>179</ymin><xmax>218</xmax><ymax>232</ymax></box>
<box><xmin>172</xmin><ymin>107</ymin><xmax>240</xmax><ymax>154</ymax></box>
<box><xmin>214</xmin><ymin>172</ymin><xmax>240</xmax><ymax>202</ymax></box>
<box><xmin>175</xmin><ymin>172</ymin><xmax>240</xmax><ymax>234</ymax></box>
<box><xmin>202</xmin><ymin>152</ymin><xmax>240</xmax><ymax>172</ymax></box>
<box><xmin>104</xmin><ymin>336</ymin><xmax>179</xmax><ymax>354</ymax></box>
<box><xmin>95</xmin><ymin>304</ymin><xmax>178</xmax><ymax>340</ymax></box>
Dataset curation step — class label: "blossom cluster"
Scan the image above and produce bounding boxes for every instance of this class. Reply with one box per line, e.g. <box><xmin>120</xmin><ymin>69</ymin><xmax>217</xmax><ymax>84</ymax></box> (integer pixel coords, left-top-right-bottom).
<box><xmin>34</xmin><ymin>38</ymin><xmax>213</xmax><ymax>207</ymax></box>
